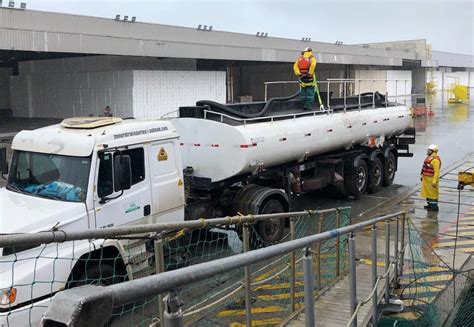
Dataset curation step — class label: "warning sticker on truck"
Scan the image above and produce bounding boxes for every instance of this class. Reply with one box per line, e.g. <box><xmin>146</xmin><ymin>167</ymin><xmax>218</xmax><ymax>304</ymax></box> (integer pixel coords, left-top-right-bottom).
<box><xmin>158</xmin><ymin>147</ymin><xmax>168</xmax><ymax>161</ymax></box>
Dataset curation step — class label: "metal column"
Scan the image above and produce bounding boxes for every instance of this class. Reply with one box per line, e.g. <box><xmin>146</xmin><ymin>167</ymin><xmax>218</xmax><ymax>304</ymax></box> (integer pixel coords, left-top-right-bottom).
<box><xmin>385</xmin><ymin>221</ymin><xmax>391</xmax><ymax>306</ymax></box>
<box><xmin>243</xmin><ymin>224</ymin><xmax>252</xmax><ymax>327</ymax></box>
<box><xmin>349</xmin><ymin>232</ymin><xmax>357</xmax><ymax>327</ymax></box>
<box><xmin>371</xmin><ymin>225</ymin><xmax>378</xmax><ymax>325</ymax></box>
<box><xmin>303</xmin><ymin>248</ymin><xmax>315</xmax><ymax>327</ymax></box>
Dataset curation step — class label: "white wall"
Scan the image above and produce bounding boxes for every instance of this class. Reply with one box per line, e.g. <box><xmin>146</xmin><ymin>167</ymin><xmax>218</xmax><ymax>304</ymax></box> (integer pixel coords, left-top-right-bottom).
<box><xmin>353</xmin><ymin>70</ymin><xmax>412</xmax><ymax>97</ymax></box>
<box><xmin>11</xmin><ymin>71</ymin><xmax>135</xmax><ymax>118</ymax></box>
<box><xmin>386</xmin><ymin>70</ymin><xmax>412</xmax><ymax>96</ymax></box>
<box><xmin>0</xmin><ymin>68</ymin><xmax>12</xmax><ymax>110</ymax></box>
<box><xmin>132</xmin><ymin>70</ymin><xmax>226</xmax><ymax>120</ymax></box>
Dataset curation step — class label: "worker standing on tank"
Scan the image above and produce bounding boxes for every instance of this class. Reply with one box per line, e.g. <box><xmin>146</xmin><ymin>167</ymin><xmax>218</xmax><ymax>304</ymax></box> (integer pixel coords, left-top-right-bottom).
<box><xmin>293</xmin><ymin>47</ymin><xmax>324</xmax><ymax>111</ymax></box>
<box><xmin>420</xmin><ymin>144</ymin><xmax>441</xmax><ymax>211</ymax></box>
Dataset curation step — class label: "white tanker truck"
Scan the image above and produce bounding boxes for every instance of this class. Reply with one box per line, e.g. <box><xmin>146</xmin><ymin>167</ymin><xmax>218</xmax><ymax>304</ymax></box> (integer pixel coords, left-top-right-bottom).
<box><xmin>0</xmin><ymin>85</ymin><xmax>414</xmax><ymax>324</ymax></box>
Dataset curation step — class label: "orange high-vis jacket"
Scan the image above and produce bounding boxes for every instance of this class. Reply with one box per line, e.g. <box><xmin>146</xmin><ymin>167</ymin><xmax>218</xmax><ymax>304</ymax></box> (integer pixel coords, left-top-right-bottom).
<box><xmin>293</xmin><ymin>51</ymin><xmax>317</xmax><ymax>77</ymax></box>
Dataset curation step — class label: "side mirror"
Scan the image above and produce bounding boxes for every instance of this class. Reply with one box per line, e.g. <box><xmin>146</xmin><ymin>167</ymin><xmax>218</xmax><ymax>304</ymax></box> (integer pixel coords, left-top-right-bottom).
<box><xmin>114</xmin><ymin>154</ymin><xmax>132</xmax><ymax>192</ymax></box>
<box><xmin>0</xmin><ymin>147</ymin><xmax>8</xmax><ymax>176</ymax></box>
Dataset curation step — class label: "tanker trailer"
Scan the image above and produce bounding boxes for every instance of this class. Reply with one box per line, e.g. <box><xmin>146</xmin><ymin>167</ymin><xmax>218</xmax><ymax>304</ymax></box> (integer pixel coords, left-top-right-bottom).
<box><xmin>170</xmin><ymin>88</ymin><xmax>415</xmax><ymax>243</ymax></box>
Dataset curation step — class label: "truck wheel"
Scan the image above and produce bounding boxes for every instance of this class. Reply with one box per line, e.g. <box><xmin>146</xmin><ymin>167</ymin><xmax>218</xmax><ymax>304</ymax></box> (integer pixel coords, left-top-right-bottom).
<box><xmin>383</xmin><ymin>152</ymin><xmax>396</xmax><ymax>186</ymax></box>
<box><xmin>256</xmin><ymin>199</ymin><xmax>285</xmax><ymax>244</ymax></box>
<box><xmin>345</xmin><ymin>160</ymin><xmax>368</xmax><ymax>199</ymax></box>
<box><xmin>72</xmin><ymin>263</ymin><xmax>121</xmax><ymax>287</ymax></box>
<box><xmin>368</xmin><ymin>158</ymin><xmax>383</xmax><ymax>194</ymax></box>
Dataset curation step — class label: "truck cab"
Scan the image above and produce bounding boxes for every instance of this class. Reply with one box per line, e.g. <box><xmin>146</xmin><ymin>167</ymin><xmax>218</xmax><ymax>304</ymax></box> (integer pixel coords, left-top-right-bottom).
<box><xmin>0</xmin><ymin>117</ymin><xmax>185</xmax><ymax>324</ymax></box>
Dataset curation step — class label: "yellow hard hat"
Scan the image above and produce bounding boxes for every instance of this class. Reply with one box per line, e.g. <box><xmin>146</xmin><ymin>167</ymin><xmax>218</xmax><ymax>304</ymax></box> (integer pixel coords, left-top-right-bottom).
<box><xmin>428</xmin><ymin>144</ymin><xmax>438</xmax><ymax>152</ymax></box>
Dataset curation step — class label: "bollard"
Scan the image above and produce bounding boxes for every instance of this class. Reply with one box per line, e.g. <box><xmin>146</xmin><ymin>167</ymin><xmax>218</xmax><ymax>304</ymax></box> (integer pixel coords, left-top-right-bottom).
<box><xmin>349</xmin><ymin>232</ymin><xmax>357</xmax><ymax>327</ymax></box>
<box><xmin>155</xmin><ymin>234</ymin><xmax>166</xmax><ymax>327</ymax></box>
<box><xmin>371</xmin><ymin>225</ymin><xmax>378</xmax><ymax>325</ymax></box>
<box><xmin>303</xmin><ymin>248</ymin><xmax>315</xmax><ymax>327</ymax></box>
<box><xmin>163</xmin><ymin>292</ymin><xmax>184</xmax><ymax>327</ymax></box>
<box><xmin>290</xmin><ymin>218</ymin><xmax>296</xmax><ymax>312</ymax></box>
<box><xmin>385</xmin><ymin>221</ymin><xmax>390</xmax><ymax>306</ymax></box>
<box><xmin>243</xmin><ymin>224</ymin><xmax>252</xmax><ymax>327</ymax></box>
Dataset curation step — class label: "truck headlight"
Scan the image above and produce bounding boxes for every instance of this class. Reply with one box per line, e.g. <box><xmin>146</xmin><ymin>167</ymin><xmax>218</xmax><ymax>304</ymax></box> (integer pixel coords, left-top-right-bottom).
<box><xmin>1</xmin><ymin>288</ymin><xmax>17</xmax><ymax>305</ymax></box>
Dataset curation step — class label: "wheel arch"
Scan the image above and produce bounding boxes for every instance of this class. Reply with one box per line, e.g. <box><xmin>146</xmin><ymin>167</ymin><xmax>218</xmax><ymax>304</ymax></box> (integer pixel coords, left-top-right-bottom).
<box><xmin>66</xmin><ymin>244</ymin><xmax>127</xmax><ymax>287</ymax></box>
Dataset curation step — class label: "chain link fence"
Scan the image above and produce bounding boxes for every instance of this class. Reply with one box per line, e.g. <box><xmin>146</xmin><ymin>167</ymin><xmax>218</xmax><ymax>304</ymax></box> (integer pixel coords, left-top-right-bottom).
<box><xmin>0</xmin><ymin>208</ymin><xmax>350</xmax><ymax>327</ymax></box>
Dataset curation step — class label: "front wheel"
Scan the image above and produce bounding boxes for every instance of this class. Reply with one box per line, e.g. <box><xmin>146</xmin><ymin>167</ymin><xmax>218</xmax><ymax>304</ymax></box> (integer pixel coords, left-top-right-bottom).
<box><xmin>255</xmin><ymin>199</ymin><xmax>285</xmax><ymax>244</ymax></box>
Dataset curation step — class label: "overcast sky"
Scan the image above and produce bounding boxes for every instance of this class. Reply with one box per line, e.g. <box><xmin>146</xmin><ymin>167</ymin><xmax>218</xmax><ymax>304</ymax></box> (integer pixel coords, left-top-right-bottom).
<box><xmin>23</xmin><ymin>0</ymin><xmax>474</xmax><ymax>54</ymax></box>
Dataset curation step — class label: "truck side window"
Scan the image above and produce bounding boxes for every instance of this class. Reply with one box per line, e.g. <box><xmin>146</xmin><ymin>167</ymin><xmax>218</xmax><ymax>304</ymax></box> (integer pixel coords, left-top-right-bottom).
<box><xmin>114</xmin><ymin>148</ymin><xmax>145</xmax><ymax>186</ymax></box>
<box><xmin>98</xmin><ymin>153</ymin><xmax>114</xmax><ymax>198</ymax></box>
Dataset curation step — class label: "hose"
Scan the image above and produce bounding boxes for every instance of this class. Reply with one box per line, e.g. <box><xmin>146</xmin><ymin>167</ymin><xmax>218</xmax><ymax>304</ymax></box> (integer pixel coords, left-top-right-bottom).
<box><xmin>196</xmin><ymin>89</ymin><xmax>301</xmax><ymax>119</ymax></box>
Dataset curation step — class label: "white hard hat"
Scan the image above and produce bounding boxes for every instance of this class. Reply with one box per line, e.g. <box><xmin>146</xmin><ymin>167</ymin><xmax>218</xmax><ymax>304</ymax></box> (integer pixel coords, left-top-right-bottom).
<box><xmin>304</xmin><ymin>47</ymin><xmax>313</xmax><ymax>52</ymax></box>
<box><xmin>428</xmin><ymin>144</ymin><xmax>438</xmax><ymax>152</ymax></box>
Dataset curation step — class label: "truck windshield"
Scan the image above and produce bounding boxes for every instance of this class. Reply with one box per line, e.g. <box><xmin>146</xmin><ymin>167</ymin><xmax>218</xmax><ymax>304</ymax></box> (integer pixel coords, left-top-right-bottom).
<box><xmin>7</xmin><ymin>150</ymin><xmax>91</xmax><ymax>202</ymax></box>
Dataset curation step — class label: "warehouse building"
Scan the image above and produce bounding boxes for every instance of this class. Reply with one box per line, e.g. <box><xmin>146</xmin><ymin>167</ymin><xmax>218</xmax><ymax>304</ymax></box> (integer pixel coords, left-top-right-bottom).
<box><xmin>0</xmin><ymin>6</ymin><xmax>472</xmax><ymax>119</ymax></box>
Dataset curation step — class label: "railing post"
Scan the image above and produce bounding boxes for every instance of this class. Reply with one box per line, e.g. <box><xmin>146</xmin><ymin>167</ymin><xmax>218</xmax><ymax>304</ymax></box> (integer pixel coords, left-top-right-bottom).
<box><xmin>155</xmin><ymin>233</ymin><xmax>166</xmax><ymax>327</ymax></box>
<box><xmin>327</xmin><ymin>81</ymin><xmax>331</xmax><ymax>113</ymax></box>
<box><xmin>371</xmin><ymin>225</ymin><xmax>378</xmax><ymax>325</ymax></box>
<box><xmin>399</xmin><ymin>212</ymin><xmax>406</xmax><ymax>278</ymax></box>
<box><xmin>335</xmin><ymin>210</ymin><xmax>341</xmax><ymax>277</ymax></box>
<box><xmin>372</xmin><ymin>79</ymin><xmax>375</xmax><ymax>109</ymax></box>
<box><xmin>314</xmin><ymin>214</ymin><xmax>323</xmax><ymax>291</ymax></box>
<box><xmin>303</xmin><ymin>248</ymin><xmax>315</xmax><ymax>327</ymax></box>
<box><xmin>163</xmin><ymin>291</ymin><xmax>184</xmax><ymax>327</ymax></box>
<box><xmin>343</xmin><ymin>80</ymin><xmax>347</xmax><ymax>113</ymax></box>
<box><xmin>264</xmin><ymin>83</ymin><xmax>268</xmax><ymax>102</ymax></box>
<box><xmin>404</xmin><ymin>80</ymin><xmax>407</xmax><ymax>107</ymax></box>
<box><xmin>349</xmin><ymin>232</ymin><xmax>357</xmax><ymax>327</ymax></box>
<box><xmin>395</xmin><ymin>80</ymin><xmax>398</xmax><ymax>106</ymax></box>
<box><xmin>394</xmin><ymin>217</ymin><xmax>400</xmax><ymax>288</ymax></box>
<box><xmin>384</xmin><ymin>221</ymin><xmax>391</xmax><ymax>306</ymax></box>
<box><xmin>290</xmin><ymin>218</ymin><xmax>296</xmax><ymax>312</ymax></box>
<box><xmin>243</xmin><ymin>224</ymin><xmax>252</xmax><ymax>327</ymax></box>
<box><xmin>358</xmin><ymin>80</ymin><xmax>361</xmax><ymax>111</ymax></box>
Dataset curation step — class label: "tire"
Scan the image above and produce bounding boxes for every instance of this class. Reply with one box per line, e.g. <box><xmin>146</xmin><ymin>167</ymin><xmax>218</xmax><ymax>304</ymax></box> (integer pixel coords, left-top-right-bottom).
<box><xmin>383</xmin><ymin>152</ymin><xmax>397</xmax><ymax>186</ymax></box>
<box><xmin>344</xmin><ymin>160</ymin><xmax>368</xmax><ymax>199</ymax></box>
<box><xmin>368</xmin><ymin>158</ymin><xmax>384</xmax><ymax>194</ymax></box>
<box><xmin>255</xmin><ymin>199</ymin><xmax>285</xmax><ymax>244</ymax></box>
<box><xmin>71</xmin><ymin>263</ymin><xmax>122</xmax><ymax>288</ymax></box>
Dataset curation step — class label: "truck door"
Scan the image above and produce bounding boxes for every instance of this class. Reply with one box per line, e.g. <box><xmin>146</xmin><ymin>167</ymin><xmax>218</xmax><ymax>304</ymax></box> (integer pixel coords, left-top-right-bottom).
<box><xmin>94</xmin><ymin>146</ymin><xmax>152</xmax><ymax>228</ymax></box>
<box><xmin>148</xmin><ymin>141</ymin><xmax>185</xmax><ymax>222</ymax></box>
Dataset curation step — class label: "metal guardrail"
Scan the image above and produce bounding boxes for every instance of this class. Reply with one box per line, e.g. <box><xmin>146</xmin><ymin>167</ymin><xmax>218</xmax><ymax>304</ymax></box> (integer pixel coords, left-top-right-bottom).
<box><xmin>0</xmin><ymin>208</ymin><xmax>349</xmax><ymax>326</ymax></box>
<box><xmin>40</xmin><ymin>210</ymin><xmax>406</xmax><ymax>327</ymax></box>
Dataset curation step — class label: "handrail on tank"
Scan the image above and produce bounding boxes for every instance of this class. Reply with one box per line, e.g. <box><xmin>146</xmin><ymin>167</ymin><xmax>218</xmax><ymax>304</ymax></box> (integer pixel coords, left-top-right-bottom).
<box><xmin>264</xmin><ymin>78</ymin><xmax>411</xmax><ymax>109</ymax></box>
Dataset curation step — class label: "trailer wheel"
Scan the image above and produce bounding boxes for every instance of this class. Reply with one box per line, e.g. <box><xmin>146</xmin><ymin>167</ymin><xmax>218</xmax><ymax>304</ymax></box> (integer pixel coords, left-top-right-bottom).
<box><xmin>345</xmin><ymin>160</ymin><xmax>368</xmax><ymax>199</ymax></box>
<box><xmin>368</xmin><ymin>158</ymin><xmax>383</xmax><ymax>194</ymax></box>
<box><xmin>383</xmin><ymin>152</ymin><xmax>396</xmax><ymax>186</ymax></box>
<box><xmin>256</xmin><ymin>199</ymin><xmax>285</xmax><ymax>244</ymax></box>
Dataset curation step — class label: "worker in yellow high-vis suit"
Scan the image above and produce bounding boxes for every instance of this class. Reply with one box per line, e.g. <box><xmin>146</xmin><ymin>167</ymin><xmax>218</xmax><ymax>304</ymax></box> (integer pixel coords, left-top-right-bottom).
<box><xmin>293</xmin><ymin>47</ymin><xmax>323</xmax><ymax>111</ymax></box>
<box><xmin>420</xmin><ymin>144</ymin><xmax>441</xmax><ymax>211</ymax></box>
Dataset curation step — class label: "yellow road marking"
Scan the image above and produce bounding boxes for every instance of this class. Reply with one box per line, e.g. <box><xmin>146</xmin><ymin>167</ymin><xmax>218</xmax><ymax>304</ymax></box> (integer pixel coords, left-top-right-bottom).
<box><xmin>414</xmin><ymin>274</ymin><xmax>452</xmax><ymax>283</ymax></box>
<box><xmin>411</xmin><ymin>266</ymin><xmax>450</xmax><ymax>274</ymax></box>
<box><xmin>253</xmin><ymin>267</ymin><xmax>279</xmax><ymax>282</ymax></box>
<box><xmin>404</xmin><ymin>297</ymin><xmax>435</xmax><ymax>306</ymax></box>
<box><xmin>257</xmin><ymin>291</ymin><xmax>305</xmax><ymax>301</ymax></box>
<box><xmin>217</xmin><ymin>306</ymin><xmax>283</xmax><ymax>318</ymax></box>
<box><xmin>359</xmin><ymin>258</ymin><xmax>386</xmax><ymax>267</ymax></box>
<box><xmin>254</xmin><ymin>281</ymin><xmax>304</xmax><ymax>291</ymax></box>
<box><xmin>389</xmin><ymin>311</ymin><xmax>422</xmax><ymax>320</ymax></box>
<box><xmin>230</xmin><ymin>318</ymin><xmax>283</xmax><ymax>326</ymax></box>
<box><xmin>447</xmin><ymin>226</ymin><xmax>474</xmax><ymax>232</ymax></box>
<box><xmin>400</xmin><ymin>285</ymin><xmax>445</xmax><ymax>295</ymax></box>
<box><xmin>433</xmin><ymin>239</ymin><xmax>474</xmax><ymax>248</ymax></box>
<box><xmin>459</xmin><ymin>248</ymin><xmax>474</xmax><ymax>253</ymax></box>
